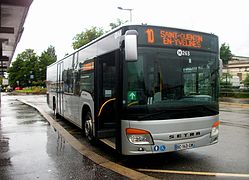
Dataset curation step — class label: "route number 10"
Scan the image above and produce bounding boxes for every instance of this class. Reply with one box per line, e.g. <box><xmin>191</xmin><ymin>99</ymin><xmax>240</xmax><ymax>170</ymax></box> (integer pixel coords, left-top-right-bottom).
<box><xmin>145</xmin><ymin>28</ymin><xmax>155</xmax><ymax>44</ymax></box>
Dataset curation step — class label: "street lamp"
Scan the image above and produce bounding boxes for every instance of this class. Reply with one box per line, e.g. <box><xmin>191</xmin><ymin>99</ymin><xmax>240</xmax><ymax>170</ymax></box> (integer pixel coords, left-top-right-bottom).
<box><xmin>117</xmin><ymin>6</ymin><xmax>133</xmax><ymax>22</ymax></box>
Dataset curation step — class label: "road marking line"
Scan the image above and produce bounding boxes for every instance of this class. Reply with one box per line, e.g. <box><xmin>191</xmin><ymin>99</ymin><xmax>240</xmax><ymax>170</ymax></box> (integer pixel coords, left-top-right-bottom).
<box><xmin>138</xmin><ymin>168</ymin><xmax>249</xmax><ymax>178</ymax></box>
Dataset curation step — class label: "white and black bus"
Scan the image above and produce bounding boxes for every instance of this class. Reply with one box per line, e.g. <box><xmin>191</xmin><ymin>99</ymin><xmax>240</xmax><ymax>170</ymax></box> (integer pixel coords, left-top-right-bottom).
<box><xmin>47</xmin><ymin>25</ymin><xmax>220</xmax><ymax>155</ymax></box>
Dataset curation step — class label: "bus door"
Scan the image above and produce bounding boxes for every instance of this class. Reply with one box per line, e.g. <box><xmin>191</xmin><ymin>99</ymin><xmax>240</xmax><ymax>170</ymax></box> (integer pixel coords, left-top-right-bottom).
<box><xmin>95</xmin><ymin>51</ymin><xmax>120</xmax><ymax>140</ymax></box>
<box><xmin>57</xmin><ymin>62</ymin><xmax>64</xmax><ymax>116</ymax></box>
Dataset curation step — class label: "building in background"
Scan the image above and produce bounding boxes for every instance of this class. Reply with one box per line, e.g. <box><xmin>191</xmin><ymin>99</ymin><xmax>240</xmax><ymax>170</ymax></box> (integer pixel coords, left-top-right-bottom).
<box><xmin>222</xmin><ymin>56</ymin><xmax>249</xmax><ymax>82</ymax></box>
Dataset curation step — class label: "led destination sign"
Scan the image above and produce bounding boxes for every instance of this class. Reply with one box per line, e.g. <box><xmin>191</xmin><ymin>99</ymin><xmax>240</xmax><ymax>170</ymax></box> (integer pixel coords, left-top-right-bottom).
<box><xmin>130</xmin><ymin>26</ymin><xmax>218</xmax><ymax>52</ymax></box>
<box><xmin>160</xmin><ymin>30</ymin><xmax>203</xmax><ymax>48</ymax></box>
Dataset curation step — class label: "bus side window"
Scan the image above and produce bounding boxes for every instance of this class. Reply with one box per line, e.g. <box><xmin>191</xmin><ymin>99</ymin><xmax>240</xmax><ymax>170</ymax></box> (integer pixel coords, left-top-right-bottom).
<box><xmin>103</xmin><ymin>62</ymin><xmax>116</xmax><ymax>98</ymax></box>
<box><xmin>80</xmin><ymin>60</ymin><xmax>94</xmax><ymax>95</ymax></box>
<box><xmin>74</xmin><ymin>71</ymin><xmax>80</xmax><ymax>95</ymax></box>
<box><xmin>62</xmin><ymin>70</ymin><xmax>69</xmax><ymax>93</ymax></box>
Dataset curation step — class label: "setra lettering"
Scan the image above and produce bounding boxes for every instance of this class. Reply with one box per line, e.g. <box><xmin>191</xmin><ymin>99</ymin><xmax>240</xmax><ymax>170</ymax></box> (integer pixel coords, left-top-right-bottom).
<box><xmin>169</xmin><ymin>131</ymin><xmax>201</xmax><ymax>140</ymax></box>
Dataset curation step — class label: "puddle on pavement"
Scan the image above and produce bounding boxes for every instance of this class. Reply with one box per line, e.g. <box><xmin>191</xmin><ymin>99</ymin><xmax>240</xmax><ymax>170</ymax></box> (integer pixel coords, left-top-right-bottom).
<box><xmin>0</xmin><ymin>95</ymin><xmax>127</xmax><ymax>179</ymax></box>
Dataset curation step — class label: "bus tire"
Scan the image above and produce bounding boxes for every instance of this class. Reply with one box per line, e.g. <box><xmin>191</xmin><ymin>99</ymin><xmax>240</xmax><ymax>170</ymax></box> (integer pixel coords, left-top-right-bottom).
<box><xmin>84</xmin><ymin>111</ymin><xmax>94</xmax><ymax>143</ymax></box>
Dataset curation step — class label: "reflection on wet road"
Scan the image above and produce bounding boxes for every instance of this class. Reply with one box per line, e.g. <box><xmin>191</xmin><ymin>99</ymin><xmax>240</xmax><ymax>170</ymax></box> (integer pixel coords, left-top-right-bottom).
<box><xmin>1</xmin><ymin>94</ymin><xmax>249</xmax><ymax>180</ymax></box>
<box><xmin>0</xmin><ymin>95</ymin><xmax>126</xmax><ymax>180</ymax></box>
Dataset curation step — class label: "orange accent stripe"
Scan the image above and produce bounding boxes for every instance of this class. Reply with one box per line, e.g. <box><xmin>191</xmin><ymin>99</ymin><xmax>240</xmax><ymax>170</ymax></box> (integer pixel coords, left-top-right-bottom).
<box><xmin>126</xmin><ymin>128</ymin><xmax>150</xmax><ymax>135</ymax></box>
<box><xmin>97</xmin><ymin>98</ymin><xmax>116</xmax><ymax>117</ymax></box>
<box><xmin>127</xmin><ymin>101</ymin><xmax>138</xmax><ymax>107</ymax></box>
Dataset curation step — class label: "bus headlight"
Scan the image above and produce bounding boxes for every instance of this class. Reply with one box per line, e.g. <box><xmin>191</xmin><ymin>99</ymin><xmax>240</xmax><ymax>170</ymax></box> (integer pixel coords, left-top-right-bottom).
<box><xmin>126</xmin><ymin>128</ymin><xmax>154</xmax><ymax>145</ymax></box>
<box><xmin>211</xmin><ymin>120</ymin><xmax>220</xmax><ymax>137</ymax></box>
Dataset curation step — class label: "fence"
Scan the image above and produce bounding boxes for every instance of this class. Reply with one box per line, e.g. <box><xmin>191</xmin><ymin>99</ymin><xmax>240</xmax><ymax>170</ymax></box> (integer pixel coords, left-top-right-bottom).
<box><xmin>220</xmin><ymin>84</ymin><xmax>249</xmax><ymax>98</ymax></box>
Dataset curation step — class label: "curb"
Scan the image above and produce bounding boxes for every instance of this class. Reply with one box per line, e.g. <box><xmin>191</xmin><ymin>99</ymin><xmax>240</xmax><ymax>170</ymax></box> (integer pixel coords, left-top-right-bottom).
<box><xmin>18</xmin><ymin>99</ymin><xmax>157</xmax><ymax>180</ymax></box>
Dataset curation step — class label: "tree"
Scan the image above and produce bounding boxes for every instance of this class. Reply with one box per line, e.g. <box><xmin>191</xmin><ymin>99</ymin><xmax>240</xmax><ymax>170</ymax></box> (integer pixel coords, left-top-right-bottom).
<box><xmin>220</xmin><ymin>72</ymin><xmax>232</xmax><ymax>88</ymax></box>
<box><xmin>38</xmin><ymin>45</ymin><xmax>57</xmax><ymax>84</ymax></box>
<box><xmin>7</xmin><ymin>47</ymin><xmax>57</xmax><ymax>88</ymax></box>
<box><xmin>8</xmin><ymin>49</ymin><xmax>38</xmax><ymax>87</ymax></box>
<box><xmin>220</xmin><ymin>43</ymin><xmax>233</xmax><ymax>65</ymax></box>
<box><xmin>243</xmin><ymin>73</ymin><xmax>249</xmax><ymax>87</ymax></box>
<box><xmin>72</xmin><ymin>27</ymin><xmax>104</xmax><ymax>50</ymax></box>
<box><xmin>109</xmin><ymin>18</ymin><xmax>127</xmax><ymax>30</ymax></box>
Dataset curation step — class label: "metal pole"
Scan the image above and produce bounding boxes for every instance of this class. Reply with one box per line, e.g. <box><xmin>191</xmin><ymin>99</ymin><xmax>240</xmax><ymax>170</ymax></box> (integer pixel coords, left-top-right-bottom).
<box><xmin>118</xmin><ymin>7</ymin><xmax>133</xmax><ymax>22</ymax></box>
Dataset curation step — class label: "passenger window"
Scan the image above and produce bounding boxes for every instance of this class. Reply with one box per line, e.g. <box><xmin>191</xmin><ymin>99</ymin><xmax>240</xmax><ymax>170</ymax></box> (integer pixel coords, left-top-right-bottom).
<box><xmin>80</xmin><ymin>60</ymin><xmax>94</xmax><ymax>94</ymax></box>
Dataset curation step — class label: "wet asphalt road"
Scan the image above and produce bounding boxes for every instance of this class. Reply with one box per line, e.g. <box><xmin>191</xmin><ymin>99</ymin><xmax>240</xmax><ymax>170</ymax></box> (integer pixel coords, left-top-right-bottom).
<box><xmin>0</xmin><ymin>94</ymin><xmax>126</xmax><ymax>180</ymax></box>
<box><xmin>1</xmin><ymin>93</ymin><xmax>249</xmax><ymax>180</ymax></box>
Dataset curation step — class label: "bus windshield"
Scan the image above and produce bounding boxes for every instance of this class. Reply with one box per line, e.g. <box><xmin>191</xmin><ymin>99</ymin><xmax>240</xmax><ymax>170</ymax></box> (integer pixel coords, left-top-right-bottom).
<box><xmin>124</xmin><ymin>47</ymin><xmax>219</xmax><ymax>120</ymax></box>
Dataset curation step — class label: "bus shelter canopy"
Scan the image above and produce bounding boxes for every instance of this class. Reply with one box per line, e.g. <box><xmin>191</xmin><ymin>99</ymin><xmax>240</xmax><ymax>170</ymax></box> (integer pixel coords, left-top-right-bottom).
<box><xmin>0</xmin><ymin>0</ymin><xmax>33</xmax><ymax>76</ymax></box>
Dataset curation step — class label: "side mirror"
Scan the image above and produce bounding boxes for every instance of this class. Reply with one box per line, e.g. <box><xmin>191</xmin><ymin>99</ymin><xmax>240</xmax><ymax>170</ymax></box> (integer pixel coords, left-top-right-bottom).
<box><xmin>125</xmin><ymin>30</ymin><xmax>138</xmax><ymax>61</ymax></box>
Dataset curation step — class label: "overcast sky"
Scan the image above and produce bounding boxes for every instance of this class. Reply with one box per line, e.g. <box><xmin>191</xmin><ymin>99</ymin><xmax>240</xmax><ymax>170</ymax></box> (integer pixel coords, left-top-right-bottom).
<box><xmin>14</xmin><ymin>0</ymin><xmax>249</xmax><ymax>60</ymax></box>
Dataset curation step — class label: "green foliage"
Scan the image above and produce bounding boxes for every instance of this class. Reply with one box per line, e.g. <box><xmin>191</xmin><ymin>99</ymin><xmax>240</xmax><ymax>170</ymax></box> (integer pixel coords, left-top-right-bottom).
<box><xmin>220</xmin><ymin>43</ymin><xmax>233</xmax><ymax>65</ymax></box>
<box><xmin>7</xmin><ymin>46</ymin><xmax>57</xmax><ymax>88</ymax></box>
<box><xmin>220</xmin><ymin>80</ymin><xmax>232</xmax><ymax>87</ymax></box>
<box><xmin>243</xmin><ymin>73</ymin><xmax>249</xmax><ymax>86</ymax></box>
<box><xmin>220</xmin><ymin>73</ymin><xmax>232</xmax><ymax>87</ymax></box>
<box><xmin>0</xmin><ymin>76</ymin><xmax>2</xmax><ymax>85</ymax></box>
<box><xmin>8</xmin><ymin>49</ymin><xmax>38</xmax><ymax>87</ymax></box>
<box><xmin>38</xmin><ymin>45</ymin><xmax>57</xmax><ymax>83</ymax></box>
<box><xmin>72</xmin><ymin>20</ymin><xmax>127</xmax><ymax>50</ymax></box>
<box><xmin>109</xmin><ymin>18</ymin><xmax>127</xmax><ymax>30</ymax></box>
<box><xmin>220</xmin><ymin>90</ymin><xmax>249</xmax><ymax>98</ymax></box>
<box><xmin>72</xmin><ymin>27</ymin><xmax>104</xmax><ymax>50</ymax></box>
<box><xmin>220</xmin><ymin>73</ymin><xmax>249</xmax><ymax>98</ymax></box>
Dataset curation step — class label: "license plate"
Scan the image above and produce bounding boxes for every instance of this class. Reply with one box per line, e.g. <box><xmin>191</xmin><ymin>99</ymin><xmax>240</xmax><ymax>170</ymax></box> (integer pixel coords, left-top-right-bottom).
<box><xmin>175</xmin><ymin>143</ymin><xmax>194</xmax><ymax>150</ymax></box>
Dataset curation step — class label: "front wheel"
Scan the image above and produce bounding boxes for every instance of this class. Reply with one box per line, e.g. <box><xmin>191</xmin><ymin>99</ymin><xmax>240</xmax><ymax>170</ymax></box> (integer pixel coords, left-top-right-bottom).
<box><xmin>84</xmin><ymin>112</ymin><xmax>94</xmax><ymax>143</ymax></box>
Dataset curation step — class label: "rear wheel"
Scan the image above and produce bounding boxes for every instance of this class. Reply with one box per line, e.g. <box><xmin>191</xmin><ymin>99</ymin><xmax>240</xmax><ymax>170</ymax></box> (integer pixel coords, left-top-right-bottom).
<box><xmin>84</xmin><ymin>111</ymin><xmax>94</xmax><ymax>143</ymax></box>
